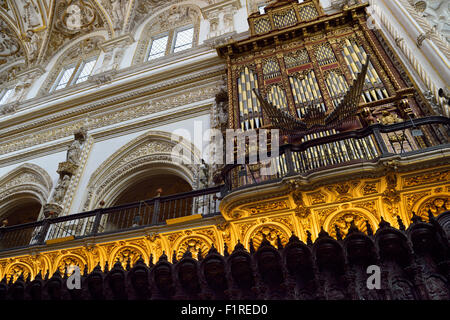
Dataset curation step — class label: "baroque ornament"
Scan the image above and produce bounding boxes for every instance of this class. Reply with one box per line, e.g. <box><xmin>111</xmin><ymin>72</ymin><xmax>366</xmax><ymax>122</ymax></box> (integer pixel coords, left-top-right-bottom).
<box><xmin>417</xmin><ymin>196</ymin><xmax>450</xmax><ymax>220</ymax></box>
<box><xmin>249</xmin><ymin>224</ymin><xmax>289</xmax><ymax>250</ymax></box>
<box><xmin>176</xmin><ymin>237</ymin><xmax>211</xmax><ymax>261</ymax></box>
<box><xmin>404</xmin><ymin>170</ymin><xmax>450</xmax><ymax>187</ymax></box>
<box><xmin>44</xmin><ymin>0</ymin><xmax>105</xmax><ymax>62</ymax></box>
<box><xmin>113</xmin><ymin>247</ymin><xmax>143</xmax><ymax>269</ymax></box>
<box><xmin>57</xmin><ymin>255</ymin><xmax>84</xmax><ymax>275</ymax></box>
<box><xmin>328</xmin><ymin>212</ymin><xmax>368</xmax><ymax>239</ymax></box>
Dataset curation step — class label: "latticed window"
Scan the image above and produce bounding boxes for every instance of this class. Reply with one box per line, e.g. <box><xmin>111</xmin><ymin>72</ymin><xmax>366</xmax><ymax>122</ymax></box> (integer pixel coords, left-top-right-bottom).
<box><xmin>146</xmin><ymin>26</ymin><xmax>195</xmax><ymax>61</ymax></box>
<box><xmin>173</xmin><ymin>27</ymin><xmax>194</xmax><ymax>53</ymax></box>
<box><xmin>0</xmin><ymin>88</ymin><xmax>15</xmax><ymax>105</ymax></box>
<box><xmin>298</xmin><ymin>4</ymin><xmax>319</xmax><ymax>21</ymax></box>
<box><xmin>51</xmin><ymin>56</ymin><xmax>98</xmax><ymax>92</ymax></box>
<box><xmin>147</xmin><ymin>35</ymin><xmax>169</xmax><ymax>60</ymax></box>
<box><xmin>254</xmin><ymin>17</ymin><xmax>272</xmax><ymax>34</ymax></box>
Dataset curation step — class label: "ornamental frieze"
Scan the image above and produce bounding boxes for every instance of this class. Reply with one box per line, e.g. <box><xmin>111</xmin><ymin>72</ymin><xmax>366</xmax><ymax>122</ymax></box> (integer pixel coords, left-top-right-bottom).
<box><xmin>403</xmin><ymin>170</ymin><xmax>450</xmax><ymax>188</ymax></box>
<box><xmin>0</xmin><ymin>85</ymin><xmax>217</xmax><ymax>156</ymax></box>
<box><xmin>405</xmin><ymin>191</ymin><xmax>432</xmax><ymax>212</ymax></box>
<box><xmin>242</xmin><ymin>199</ymin><xmax>290</xmax><ymax>215</ymax></box>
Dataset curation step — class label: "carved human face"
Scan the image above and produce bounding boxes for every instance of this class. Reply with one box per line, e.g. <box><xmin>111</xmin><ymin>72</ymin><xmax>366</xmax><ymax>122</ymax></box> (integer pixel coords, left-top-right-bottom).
<box><xmin>204</xmin><ymin>258</ymin><xmax>226</xmax><ymax>290</ymax></box>
<box><xmin>155</xmin><ymin>264</ymin><xmax>172</xmax><ymax>290</ymax></box>
<box><xmin>110</xmin><ymin>272</ymin><xmax>125</xmax><ymax>294</ymax></box>
<box><xmin>88</xmin><ymin>275</ymin><xmax>103</xmax><ymax>297</ymax></box>
<box><xmin>285</xmin><ymin>246</ymin><xmax>309</xmax><ymax>274</ymax></box>
<box><xmin>47</xmin><ymin>280</ymin><xmax>61</xmax><ymax>300</ymax></box>
<box><xmin>132</xmin><ymin>269</ymin><xmax>148</xmax><ymax>291</ymax></box>
<box><xmin>230</xmin><ymin>255</ymin><xmax>253</xmax><ymax>288</ymax></box>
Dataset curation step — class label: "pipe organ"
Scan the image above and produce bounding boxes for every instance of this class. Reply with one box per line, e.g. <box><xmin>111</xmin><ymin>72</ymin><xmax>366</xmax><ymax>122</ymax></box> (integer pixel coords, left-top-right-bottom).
<box><xmin>218</xmin><ymin>0</ymin><xmax>430</xmax><ymax>143</ymax></box>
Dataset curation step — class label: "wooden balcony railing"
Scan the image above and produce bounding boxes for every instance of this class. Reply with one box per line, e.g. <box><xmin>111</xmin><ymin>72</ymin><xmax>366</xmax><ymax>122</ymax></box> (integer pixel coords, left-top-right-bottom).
<box><xmin>222</xmin><ymin>116</ymin><xmax>450</xmax><ymax>191</ymax></box>
<box><xmin>0</xmin><ymin>186</ymin><xmax>222</xmax><ymax>253</ymax></box>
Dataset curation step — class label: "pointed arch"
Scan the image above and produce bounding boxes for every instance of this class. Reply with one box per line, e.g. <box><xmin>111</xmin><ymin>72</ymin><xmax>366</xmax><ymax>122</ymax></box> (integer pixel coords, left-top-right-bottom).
<box><xmin>81</xmin><ymin>130</ymin><xmax>203</xmax><ymax>211</ymax></box>
<box><xmin>132</xmin><ymin>2</ymin><xmax>204</xmax><ymax>64</ymax></box>
<box><xmin>0</xmin><ymin>163</ymin><xmax>53</xmax><ymax>222</ymax></box>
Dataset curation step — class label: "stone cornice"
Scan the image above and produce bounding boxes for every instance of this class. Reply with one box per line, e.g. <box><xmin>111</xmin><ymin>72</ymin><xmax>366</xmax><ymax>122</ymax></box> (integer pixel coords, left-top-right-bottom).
<box><xmin>0</xmin><ymin>97</ymin><xmax>214</xmax><ymax>166</ymax></box>
<box><xmin>0</xmin><ymin>49</ymin><xmax>225</xmax><ymax>138</ymax></box>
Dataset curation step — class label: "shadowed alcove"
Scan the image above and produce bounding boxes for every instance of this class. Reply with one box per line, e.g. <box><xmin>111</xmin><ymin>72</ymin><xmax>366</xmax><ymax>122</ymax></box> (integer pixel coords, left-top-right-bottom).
<box><xmin>112</xmin><ymin>174</ymin><xmax>192</xmax><ymax>206</ymax></box>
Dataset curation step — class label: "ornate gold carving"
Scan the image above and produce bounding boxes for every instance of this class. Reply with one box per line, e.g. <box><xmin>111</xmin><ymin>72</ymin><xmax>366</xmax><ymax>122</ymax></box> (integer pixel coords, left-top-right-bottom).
<box><xmin>113</xmin><ymin>247</ymin><xmax>143</xmax><ymax>269</ymax></box>
<box><xmin>249</xmin><ymin>224</ymin><xmax>289</xmax><ymax>250</ymax></box>
<box><xmin>57</xmin><ymin>255</ymin><xmax>84</xmax><ymax>275</ymax></box>
<box><xmin>243</xmin><ymin>200</ymin><xmax>289</xmax><ymax>215</ymax></box>
<box><xmin>316</xmin><ymin>206</ymin><xmax>339</xmax><ymax>227</ymax></box>
<box><xmin>307</xmin><ymin>191</ymin><xmax>327</xmax><ymax>204</ymax></box>
<box><xmin>418</xmin><ymin>196</ymin><xmax>450</xmax><ymax>220</ymax></box>
<box><xmin>327</xmin><ymin>181</ymin><xmax>360</xmax><ymax>202</ymax></box>
<box><xmin>176</xmin><ymin>237</ymin><xmax>211</xmax><ymax>261</ymax></box>
<box><xmin>354</xmin><ymin>200</ymin><xmax>378</xmax><ymax>218</ymax></box>
<box><xmin>328</xmin><ymin>212</ymin><xmax>368</xmax><ymax>239</ymax></box>
<box><xmin>5</xmin><ymin>263</ymin><xmax>32</xmax><ymax>283</ymax></box>
<box><xmin>271</xmin><ymin>216</ymin><xmax>294</xmax><ymax>231</ymax></box>
<box><xmin>167</xmin><ymin>232</ymin><xmax>183</xmax><ymax>246</ymax></box>
<box><xmin>216</xmin><ymin>222</ymin><xmax>232</xmax><ymax>249</ymax></box>
<box><xmin>362</xmin><ymin>182</ymin><xmax>379</xmax><ymax>195</ymax></box>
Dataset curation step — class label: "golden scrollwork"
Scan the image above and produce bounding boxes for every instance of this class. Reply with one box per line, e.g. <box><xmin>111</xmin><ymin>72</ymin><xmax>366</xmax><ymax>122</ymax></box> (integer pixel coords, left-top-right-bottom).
<box><xmin>404</xmin><ymin>170</ymin><xmax>450</xmax><ymax>188</ymax></box>
<box><xmin>417</xmin><ymin>196</ymin><xmax>450</xmax><ymax>220</ymax></box>
<box><xmin>328</xmin><ymin>211</ymin><xmax>369</xmax><ymax>239</ymax></box>
<box><xmin>176</xmin><ymin>237</ymin><xmax>211</xmax><ymax>261</ymax></box>
<box><xmin>248</xmin><ymin>224</ymin><xmax>289</xmax><ymax>250</ymax></box>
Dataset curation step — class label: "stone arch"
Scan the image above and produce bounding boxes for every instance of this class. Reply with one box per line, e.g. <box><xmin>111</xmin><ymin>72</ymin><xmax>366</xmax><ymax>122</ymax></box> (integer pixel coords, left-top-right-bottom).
<box><xmin>413</xmin><ymin>194</ymin><xmax>450</xmax><ymax>220</ymax></box>
<box><xmin>244</xmin><ymin>223</ymin><xmax>290</xmax><ymax>251</ymax></box>
<box><xmin>109</xmin><ymin>245</ymin><xmax>148</xmax><ymax>269</ymax></box>
<box><xmin>132</xmin><ymin>2</ymin><xmax>204</xmax><ymax>64</ymax></box>
<box><xmin>324</xmin><ymin>210</ymin><xmax>377</xmax><ymax>239</ymax></box>
<box><xmin>82</xmin><ymin>130</ymin><xmax>202</xmax><ymax>211</ymax></box>
<box><xmin>174</xmin><ymin>234</ymin><xmax>213</xmax><ymax>261</ymax></box>
<box><xmin>0</xmin><ymin>163</ymin><xmax>53</xmax><ymax>224</ymax></box>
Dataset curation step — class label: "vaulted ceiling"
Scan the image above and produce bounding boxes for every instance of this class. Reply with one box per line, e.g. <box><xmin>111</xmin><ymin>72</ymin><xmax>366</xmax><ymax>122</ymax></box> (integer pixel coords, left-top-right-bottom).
<box><xmin>0</xmin><ymin>0</ymin><xmax>214</xmax><ymax>81</ymax></box>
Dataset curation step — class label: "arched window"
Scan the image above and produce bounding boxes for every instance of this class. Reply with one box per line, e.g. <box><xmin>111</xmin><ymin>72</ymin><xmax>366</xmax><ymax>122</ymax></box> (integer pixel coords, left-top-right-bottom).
<box><xmin>133</xmin><ymin>5</ymin><xmax>201</xmax><ymax>64</ymax></box>
<box><xmin>40</xmin><ymin>37</ymin><xmax>103</xmax><ymax>94</ymax></box>
<box><xmin>147</xmin><ymin>25</ymin><xmax>195</xmax><ymax>61</ymax></box>
<box><xmin>0</xmin><ymin>87</ymin><xmax>14</xmax><ymax>105</ymax></box>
